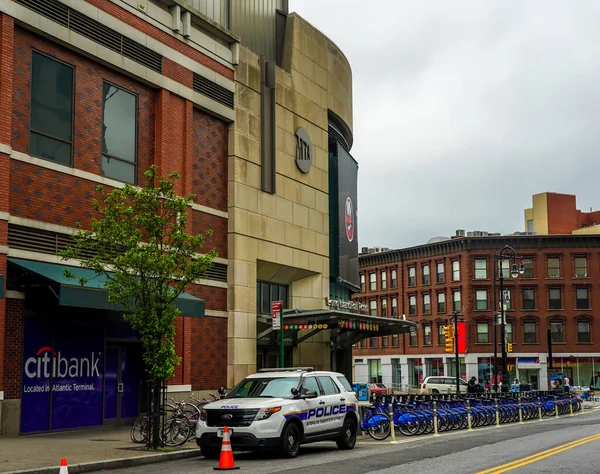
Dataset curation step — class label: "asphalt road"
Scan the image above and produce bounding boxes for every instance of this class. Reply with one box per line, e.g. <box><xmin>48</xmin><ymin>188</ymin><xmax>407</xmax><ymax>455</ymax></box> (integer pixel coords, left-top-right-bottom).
<box><xmin>104</xmin><ymin>410</ymin><xmax>600</xmax><ymax>473</ymax></box>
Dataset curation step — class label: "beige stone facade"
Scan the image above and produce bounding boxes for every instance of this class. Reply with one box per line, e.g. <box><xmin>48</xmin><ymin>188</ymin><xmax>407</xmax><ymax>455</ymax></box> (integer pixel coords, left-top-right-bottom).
<box><xmin>227</xmin><ymin>14</ymin><xmax>354</xmax><ymax>386</ymax></box>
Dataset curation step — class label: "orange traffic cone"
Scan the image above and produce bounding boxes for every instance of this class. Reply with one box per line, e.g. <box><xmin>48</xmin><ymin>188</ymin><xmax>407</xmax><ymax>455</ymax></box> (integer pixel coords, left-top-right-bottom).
<box><xmin>59</xmin><ymin>458</ymin><xmax>68</xmax><ymax>474</ymax></box>
<box><xmin>214</xmin><ymin>426</ymin><xmax>239</xmax><ymax>471</ymax></box>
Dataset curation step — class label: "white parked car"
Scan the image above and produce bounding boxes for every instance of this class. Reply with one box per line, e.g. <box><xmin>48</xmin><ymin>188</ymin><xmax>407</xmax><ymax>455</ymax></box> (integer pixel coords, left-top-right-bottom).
<box><xmin>195</xmin><ymin>368</ymin><xmax>359</xmax><ymax>459</ymax></box>
<box><xmin>420</xmin><ymin>376</ymin><xmax>468</xmax><ymax>394</ymax></box>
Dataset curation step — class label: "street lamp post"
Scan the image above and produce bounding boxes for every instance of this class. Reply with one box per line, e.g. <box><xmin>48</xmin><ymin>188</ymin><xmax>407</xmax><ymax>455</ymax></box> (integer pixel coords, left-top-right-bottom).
<box><xmin>494</xmin><ymin>245</ymin><xmax>525</xmax><ymax>392</ymax></box>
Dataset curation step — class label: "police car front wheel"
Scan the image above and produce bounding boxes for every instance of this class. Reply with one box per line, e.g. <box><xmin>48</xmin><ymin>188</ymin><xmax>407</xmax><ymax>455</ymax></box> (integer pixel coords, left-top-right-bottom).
<box><xmin>281</xmin><ymin>422</ymin><xmax>301</xmax><ymax>458</ymax></box>
<box><xmin>336</xmin><ymin>416</ymin><xmax>357</xmax><ymax>450</ymax></box>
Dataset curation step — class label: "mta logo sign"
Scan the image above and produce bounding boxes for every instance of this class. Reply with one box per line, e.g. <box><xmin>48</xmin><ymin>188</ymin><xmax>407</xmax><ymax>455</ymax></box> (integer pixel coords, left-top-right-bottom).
<box><xmin>295</xmin><ymin>127</ymin><xmax>312</xmax><ymax>174</ymax></box>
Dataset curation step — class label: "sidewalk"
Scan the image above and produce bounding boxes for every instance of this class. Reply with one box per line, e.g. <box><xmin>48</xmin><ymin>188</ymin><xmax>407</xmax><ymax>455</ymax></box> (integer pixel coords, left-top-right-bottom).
<box><xmin>0</xmin><ymin>426</ymin><xmax>198</xmax><ymax>474</ymax></box>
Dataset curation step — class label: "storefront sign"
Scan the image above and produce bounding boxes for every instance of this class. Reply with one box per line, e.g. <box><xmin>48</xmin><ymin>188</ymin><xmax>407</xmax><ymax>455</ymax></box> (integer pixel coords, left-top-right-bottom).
<box><xmin>327</xmin><ymin>298</ymin><xmax>368</xmax><ymax>313</ymax></box>
<box><xmin>271</xmin><ymin>300</ymin><xmax>282</xmax><ymax>330</ymax></box>
<box><xmin>22</xmin><ymin>314</ymin><xmax>104</xmax><ymax>433</ymax></box>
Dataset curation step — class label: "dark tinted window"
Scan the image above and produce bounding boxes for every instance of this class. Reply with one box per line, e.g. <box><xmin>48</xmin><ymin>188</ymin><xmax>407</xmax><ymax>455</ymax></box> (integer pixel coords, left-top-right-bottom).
<box><xmin>317</xmin><ymin>376</ymin><xmax>340</xmax><ymax>395</ymax></box>
<box><xmin>102</xmin><ymin>83</ymin><xmax>137</xmax><ymax>183</ymax></box>
<box><xmin>30</xmin><ymin>52</ymin><xmax>73</xmax><ymax>165</ymax></box>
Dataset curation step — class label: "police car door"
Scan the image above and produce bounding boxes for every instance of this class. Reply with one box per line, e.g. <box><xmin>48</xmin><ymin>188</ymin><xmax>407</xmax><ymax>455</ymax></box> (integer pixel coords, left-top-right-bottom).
<box><xmin>315</xmin><ymin>375</ymin><xmax>346</xmax><ymax>433</ymax></box>
<box><xmin>299</xmin><ymin>375</ymin><xmax>323</xmax><ymax>436</ymax></box>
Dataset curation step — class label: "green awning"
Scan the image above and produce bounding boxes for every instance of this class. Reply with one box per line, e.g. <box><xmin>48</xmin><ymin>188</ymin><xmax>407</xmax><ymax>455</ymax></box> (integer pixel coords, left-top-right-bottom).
<box><xmin>8</xmin><ymin>258</ymin><xmax>205</xmax><ymax>317</ymax></box>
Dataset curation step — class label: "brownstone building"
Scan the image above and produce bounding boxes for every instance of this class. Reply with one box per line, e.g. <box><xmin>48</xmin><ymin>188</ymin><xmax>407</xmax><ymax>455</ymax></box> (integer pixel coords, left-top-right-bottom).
<box><xmin>353</xmin><ymin>234</ymin><xmax>600</xmax><ymax>391</ymax></box>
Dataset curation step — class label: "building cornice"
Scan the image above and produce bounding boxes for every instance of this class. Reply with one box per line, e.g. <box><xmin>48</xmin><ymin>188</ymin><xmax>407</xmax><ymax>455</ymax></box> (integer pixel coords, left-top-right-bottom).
<box><xmin>359</xmin><ymin>235</ymin><xmax>600</xmax><ymax>268</ymax></box>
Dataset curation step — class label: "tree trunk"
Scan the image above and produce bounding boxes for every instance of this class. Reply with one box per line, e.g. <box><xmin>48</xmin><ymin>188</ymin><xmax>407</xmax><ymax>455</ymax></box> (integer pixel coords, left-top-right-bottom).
<box><xmin>149</xmin><ymin>380</ymin><xmax>162</xmax><ymax>449</ymax></box>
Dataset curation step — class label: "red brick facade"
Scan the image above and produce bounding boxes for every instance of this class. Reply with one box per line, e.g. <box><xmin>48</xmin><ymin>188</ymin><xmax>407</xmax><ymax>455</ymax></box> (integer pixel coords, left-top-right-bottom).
<box><xmin>354</xmin><ymin>236</ymin><xmax>600</xmax><ymax>358</ymax></box>
<box><xmin>0</xmin><ymin>9</ymin><xmax>230</xmax><ymax>399</ymax></box>
<box><xmin>2</xmin><ymin>298</ymin><xmax>24</xmax><ymax>399</ymax></box>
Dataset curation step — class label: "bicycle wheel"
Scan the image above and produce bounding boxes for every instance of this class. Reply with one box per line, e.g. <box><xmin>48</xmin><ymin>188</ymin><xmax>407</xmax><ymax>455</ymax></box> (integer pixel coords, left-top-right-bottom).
<box><xmin>162</xmin><ymin>417</ymin><xmax>192</xmax><ymax>446</ymax></box>
<box><xmin>130</xmin><ymin>414</ymin><xmax>149</xmax><ymax>443</ymax></box>
<box><xmin>364</xmin><ymin>413</ymin><xmax>391</xmax><ymax>440</ymax></box>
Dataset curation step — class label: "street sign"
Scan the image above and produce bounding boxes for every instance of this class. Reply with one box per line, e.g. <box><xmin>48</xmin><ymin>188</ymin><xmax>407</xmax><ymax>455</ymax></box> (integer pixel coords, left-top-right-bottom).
<box><xmin>272</xmin><ymin>300</ymin><xmax>283</xmax><ymax>330</ymax></box>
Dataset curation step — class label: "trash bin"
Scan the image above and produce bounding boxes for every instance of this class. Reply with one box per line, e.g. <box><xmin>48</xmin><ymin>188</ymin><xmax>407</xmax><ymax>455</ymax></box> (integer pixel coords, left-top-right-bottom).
<box><xmin>352</xmin><ymin>383</ymin><xmax>369</xmax><ymax>401</ymax></box>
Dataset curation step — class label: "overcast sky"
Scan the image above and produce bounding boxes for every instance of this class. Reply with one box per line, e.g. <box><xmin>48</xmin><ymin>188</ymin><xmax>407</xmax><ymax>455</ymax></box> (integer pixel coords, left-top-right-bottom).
<box><xmin>289</xmin><ymin>0</ymin><xmax>600</xmax><ymax>249</ymax></box>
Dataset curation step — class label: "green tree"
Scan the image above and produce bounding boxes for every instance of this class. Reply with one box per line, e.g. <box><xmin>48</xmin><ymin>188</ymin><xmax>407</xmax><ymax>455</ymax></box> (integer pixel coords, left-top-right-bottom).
<box><xmin>60</xmin><ymin>166</ymin><xmax>216</xmax><ymax>447</ymax></box>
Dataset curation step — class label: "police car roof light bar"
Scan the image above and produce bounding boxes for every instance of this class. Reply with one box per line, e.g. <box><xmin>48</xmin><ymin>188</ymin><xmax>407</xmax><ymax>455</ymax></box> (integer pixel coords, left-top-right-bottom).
<box><xmin>257</xmin><ymin>367</ymin><xmax>314</xmax><ymax>373</ymax></box>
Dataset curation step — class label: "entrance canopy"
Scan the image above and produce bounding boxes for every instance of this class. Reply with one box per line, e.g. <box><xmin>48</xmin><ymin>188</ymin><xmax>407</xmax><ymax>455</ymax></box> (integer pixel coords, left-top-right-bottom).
<box><xmin>9</xmin><ymin>258</ymin><xmax>205</xmax><ymax>317</ymax></box>
<box><xmin>258</xmin><ymin>308</ymin><xmax>418</xmax><ymax>348</ymax></box>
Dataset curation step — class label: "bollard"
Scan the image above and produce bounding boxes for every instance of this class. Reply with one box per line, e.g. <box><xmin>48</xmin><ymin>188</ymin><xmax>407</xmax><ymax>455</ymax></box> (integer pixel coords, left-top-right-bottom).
<box><xmin>389</xmin><ymin>406</ymin><xmax>396</xmax><ymax>442</ymax></box>
<box><xmin>466</xmin><ymin>399</ymin><xmax>473</xmax><ymax>431</ymax></box>
<box><xmin>538</xmin><ymin>398</ymin><xmax>543</xmax><ymax>420</ymax></box>
<box><xmin>593</xmin><ymin>394</ymin><xmax>596</xmax><ymax>410</ymax></box>
<box><xmin>495</xmin><ymin>399</ymin><xmax>500</xmax><ymax>427</ymax></box>
<box><xmin>570</xmin><ymin>396</ymin><xmax>574</xmax><ymax>416</ymax></box>
<box><xmin>555</xmin><ymin>397</ymin><xmax>559</xmax><ymax>418</ymax></box>
<box><xmin>518</xmin><ymin>396</ymin><xmax>523</xmax><ymax>424</ymax></box>
<box><xmin>433</xmin><ymin>401</ymin><xmax>439</xmax><ymax>436</ymax></box>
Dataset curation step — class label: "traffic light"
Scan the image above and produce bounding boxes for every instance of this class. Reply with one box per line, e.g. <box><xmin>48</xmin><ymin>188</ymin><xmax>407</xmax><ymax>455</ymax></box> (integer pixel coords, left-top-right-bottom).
<box><xmin>444</xmin><ymin>325</ymin><xmax>455</xmax><ymax>353</ymax></box>
<box><xmin>507</xmin><ymin>343</ymin><xmax>513</xmax><ymax>353</ymax></box>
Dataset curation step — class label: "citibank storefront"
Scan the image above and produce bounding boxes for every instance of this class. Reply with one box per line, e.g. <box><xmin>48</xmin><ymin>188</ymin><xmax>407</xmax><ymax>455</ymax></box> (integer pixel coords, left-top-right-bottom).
<box><xmin>8</xmin><ymin>258</ymin><xmax>204</xmax><ymax>434</ymax></box>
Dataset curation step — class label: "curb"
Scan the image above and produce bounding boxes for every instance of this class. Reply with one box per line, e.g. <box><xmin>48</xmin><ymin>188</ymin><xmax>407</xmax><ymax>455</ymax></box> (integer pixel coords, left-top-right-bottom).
<box><xmin>2</xmin><ymin>449</ymin><xmax>200</xmax><ymax>474</ymax></box>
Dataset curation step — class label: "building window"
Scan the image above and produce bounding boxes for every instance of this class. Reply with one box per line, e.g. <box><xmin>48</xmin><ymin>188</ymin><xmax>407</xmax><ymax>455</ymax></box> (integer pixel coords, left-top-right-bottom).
<box><xmin>477</xmin><ymin>322</ymin><xmax>489</xmax><ymax>343</ymax></box>
<box><xmin>522</xmin><ymin>259</ymin><xmax>534</xmax><ymax>278</ymax></box>
<box><xmin>408</xmin><ymin>267</ymin><xmax>416</xmax><ymax>286</ymax></box>
<box><xmin>369</xmin><ymin>359</ymin><xmax>382</xmax><ymax>383</ymax></box>
<box><xmin>360</xmin><ymin>274</ymin><xmax>365</xmax><ymax>292</ymax></box>
<box><xmin>369</xmin><ymin>273</ymin><xmax>376</xmax><ymax>291</ymax></box>
<box><xmin>499</xmin><ymin>260</ymin><xmax>510</xmax><ymax>279</ymax></box>
<box><xmin>423</xmin><ymin>294</ymin><xmax>431</xmax><ymax>314</ymax></box>
<box><xmin>381</xmin><ymin>298</ymin><xmax>387</xmax><ymax>317</ymax></box>
<box><xmin>574</xmin><ymin>257</ymin><xmax>588</xmax><ymax>278</ymax></box>
<box><xmin>522</xmin><ymin>289</ymin><xmax>535</xmax><ymax>310</ymax></box>
<box><xmin>437</xmin><ymin>262</ymin><xmax>445</xmax><ymax>283</ymax></box>
<box><xmin>423</xmin><ymin>325</ymin><xmax>432</xmax><ymax>345</ymax></box>
<box><xmin>30</xmin><ymin>52</ymin><xmax>74</xmax><ymax>166</ymax></box>
<box><xmin>381</xmin><ymin>270</ymin><xmax>387</xmax><ymax>290</ymax></box>
<box><xmin>382</xmin><ymin>336</ymin><xmax>389</xmax><ymax>348</ymax></box>
<box><xmin>452</xmin><ymin>260</ymin><xmax>460</xmax><ymax>281</ymax></box>
<box><xmin>102</xmin><ymin>82</ymin><xmax>137</xmax><ymax>183</ymax></box>
<box><xmin>392</xmin><ymin>334</ymin><xmax>399</xmax><ymax>347</ymax></box>
<box><xmin>409</xmin><ymin>295</ymin><xmax>416</xmax><ymax>315</ymax></box>
<box><xmin>391</xmin><ymin>269</ymin><xmax>397</xmax><ymax>288</ymax></box>
<box><xmin>502</xmin><ymin>289</ymin><xmax>512</xmax><ymax>310</ymax></box>
<box><xmin>474</xmin><ymin>259</ymin><xmax>487</xmax><ymax>279</ymax></box>
<box><xmin>475</xmin><ymin>290</ymin><xmax>488</xmax><ymax>310</ymax></box>
<box><xmin>370</xmin><ymin>337</ymin><xmax>378</xmax><ymax>349</ymax></box>
<box><xmin>547</xmin><ymin>257</ymin><xmax>561</xmax><ymax>279</ymax></box>
<box><xmin>523</xmin><ymin>322</ymin><xmax>537</xmax><ymax>343</ymax></box>
<box><xmin>256</xmin><ymin>281</ymin><xmax>288</xmax><ymax>314</ymax></box>
<box><xmin>409</xmin><ymin>328</ymin><xmax>417</xmax><ymax>346</ymax></box>
<box><xmin>578</xmin><ymin>321</ymin><xmax>591</xmax><ymax>343</ymax></box>
<box><xmin>453</xmin><ymin>290</ymin><xmax>461</xmax><ymax>312</ymax></box>
<box><xmin>370</xmin><ymin>300</ymin><xmax>377</xmax><ymax>316</ymax></box>
<box><xmin>438</xmin><ymin>324</ymin><xmax>446</xmax><ymax>345</ymax></box>
<box><xmin>422</xmin><ymin>264</ymin><xmax>430</xmax><ymax>285</ymax></box>
<box><xmin>506</xmin><ymin>322</ymin><xmax>513</xmax><ymax>343</ymax></box>
<box><xmin>437</xmin><ymin>292</ymin><xmax>446</xmax><ymax>313</ymax></box>
<box><xmin>549</xmin><ymin>288</ymin><xmax>562</xmax><ymax>310</ymax></box>
<box><xmin>392</xmin><ymin>297</ymin><xmax>397</xmax><ymax>316</ymax></box>
<box><xmin>527</xmin><ymin>219</ymin><xmax>534</xmax><ymax>233</ymax></box>
<box><xmin>550</xmin><ymin>321</ymin><xmax>564</xmax><ymax>343</ymax></box>
<box><xmin>576</xmin><ymin>288</ymin><xmax>590</xmax><ymax>309</ymax></box>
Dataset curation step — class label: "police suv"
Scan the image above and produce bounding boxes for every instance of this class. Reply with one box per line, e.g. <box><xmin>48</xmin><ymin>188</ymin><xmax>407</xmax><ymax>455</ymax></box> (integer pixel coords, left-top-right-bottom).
<box><xmin>195</xmin><ymin>368</ymin><xmax>359</xmax><ymax>458</ymax></box>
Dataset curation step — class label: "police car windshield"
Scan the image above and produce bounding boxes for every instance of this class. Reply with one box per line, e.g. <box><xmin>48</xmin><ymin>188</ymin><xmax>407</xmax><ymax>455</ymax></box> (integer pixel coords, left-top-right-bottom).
<box><xmin>226</xmin><ymin>377</ymin><xmax>300</xmax><ymax>399</ymax></box>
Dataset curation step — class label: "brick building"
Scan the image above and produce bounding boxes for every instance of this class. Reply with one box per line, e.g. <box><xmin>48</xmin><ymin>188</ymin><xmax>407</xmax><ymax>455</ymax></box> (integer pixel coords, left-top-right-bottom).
<box><xmin>0</xmin><ymin>0</ymin><xmax>235</xmax><ymax>435</ymax></box>
<box><xmin>525</xmin><ymin>192</ymin><xmax>600</xmax><ymax>235</ymax></box>
<box><xmin>353</xmin><ymin>235</ymin><xmax>600</xmax><ymax>392</ymax></box>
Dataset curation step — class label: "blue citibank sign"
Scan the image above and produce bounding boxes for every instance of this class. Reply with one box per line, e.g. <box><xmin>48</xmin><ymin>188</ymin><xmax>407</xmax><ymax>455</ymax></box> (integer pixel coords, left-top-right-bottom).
<box><xmin>21</xmin><ymin>313</ymin><xmax>104</xmax><ymax>433</ymax></box>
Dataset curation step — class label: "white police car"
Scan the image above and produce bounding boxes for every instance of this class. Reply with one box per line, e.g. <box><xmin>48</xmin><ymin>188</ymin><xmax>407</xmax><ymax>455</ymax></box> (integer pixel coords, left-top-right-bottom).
<box><xmin>196</xmin><ymin>367</ymin><xmax>359</xmax><ymax>458</ymax></box>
